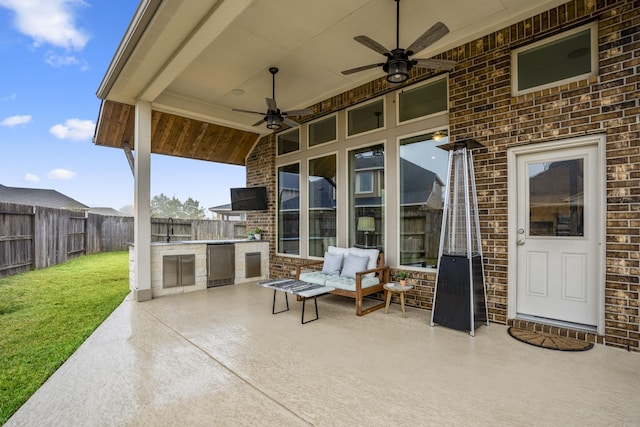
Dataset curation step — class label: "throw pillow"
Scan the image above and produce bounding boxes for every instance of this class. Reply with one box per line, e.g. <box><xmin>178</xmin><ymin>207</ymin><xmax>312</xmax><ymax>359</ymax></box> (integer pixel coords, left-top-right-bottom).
<box><xmin>321</xmin><ymin>252</ymin><xmax>343</xmax><ymax>276</ymax></box>
<box><xmin>340</xmin><ymin>254</ymin><xmax>370</xmax><ymax>279</ymax></box>
<box><xmin>349</xmin><ymin>247</ymin><xmax>379</xmax><ymax>277</ymax></box>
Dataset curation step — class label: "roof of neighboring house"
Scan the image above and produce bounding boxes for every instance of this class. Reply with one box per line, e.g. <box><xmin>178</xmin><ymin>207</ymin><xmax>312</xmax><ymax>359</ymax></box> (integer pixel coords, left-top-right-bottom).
<box><xmin>88</xmin><ymin>207</ymin><xmax>127</xmax><ymax>216</ymax></box>
<box><xmin>209</xmin><ymin>203</ymin><xmax>246</xmax><ymax>213</ymax></box>
<box><xmin>0</xmin><ymin>184</ymin><xmax>89</xmax><ymax>210</ymax></box>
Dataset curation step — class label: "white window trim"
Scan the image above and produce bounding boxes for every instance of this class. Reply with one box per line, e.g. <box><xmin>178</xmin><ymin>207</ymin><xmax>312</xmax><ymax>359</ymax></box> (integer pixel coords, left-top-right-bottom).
<box><xmin>307</xmin><ymin>113</ymin><xmax>338</xmax><ymax>149</ymax></box>
<box><xmin>276</xmin><ymin>127</ymin><xmax>301</xmax><ymax>157</ymax></box>
<box><xmin>511</xmin><ymin>22</ymin><xmax>598</xmax><ymax>96</ymax></box>
<box><xmin>345</xmin><ymin>96</ymin><xmax>386</xmax><ymax>139</ymax></box>
<box><xmin>307</xmin><ymin>151</ymin><xmax>339</xmax><ymax>259</ymax></box>
<box><xmin>276</xmin><ymin>161</ymin><xmax>301</xmax><ymax>258</ymax></box>
<box><xmin>396</xmin><ymin>75</ymin><xmax>449</xmax><ymax>126</ymax></box>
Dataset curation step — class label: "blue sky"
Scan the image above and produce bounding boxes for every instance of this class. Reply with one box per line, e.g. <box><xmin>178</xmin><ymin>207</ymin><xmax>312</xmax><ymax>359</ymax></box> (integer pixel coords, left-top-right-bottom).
<box><xmin>0</xmin><ymin>0</ymin><xmax>246</xmax><ymax>213</ymax></box>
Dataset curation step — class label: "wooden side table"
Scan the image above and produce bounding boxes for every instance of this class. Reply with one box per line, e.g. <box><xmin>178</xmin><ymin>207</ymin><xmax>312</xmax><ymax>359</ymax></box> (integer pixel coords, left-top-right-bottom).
<box><xmin>384</xmin><ymin>283</ymin><xmax>413</xmax><ymax>318</ymax></box>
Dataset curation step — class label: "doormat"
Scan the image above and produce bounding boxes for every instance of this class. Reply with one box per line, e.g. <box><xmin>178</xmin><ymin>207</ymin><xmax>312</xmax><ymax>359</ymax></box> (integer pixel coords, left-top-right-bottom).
<box><xmin>507</xmin><ymin>327</ymin><xmax>593</xmax><ymax>352</ymax></box>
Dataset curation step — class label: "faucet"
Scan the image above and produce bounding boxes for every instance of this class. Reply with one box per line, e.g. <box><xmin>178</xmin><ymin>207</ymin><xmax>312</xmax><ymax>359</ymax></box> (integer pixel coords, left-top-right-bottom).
<box><xmin>166</xmin><ymin>217</ymin><xmax>174</xmax><ymax>242</ymax></box>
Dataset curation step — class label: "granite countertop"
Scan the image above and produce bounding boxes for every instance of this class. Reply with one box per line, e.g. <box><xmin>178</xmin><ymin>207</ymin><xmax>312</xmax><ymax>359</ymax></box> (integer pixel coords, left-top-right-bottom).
<box><xmin>128</xmin><ymin>239</ymin><xmax>268</xmax><ymax>246</ymax></box>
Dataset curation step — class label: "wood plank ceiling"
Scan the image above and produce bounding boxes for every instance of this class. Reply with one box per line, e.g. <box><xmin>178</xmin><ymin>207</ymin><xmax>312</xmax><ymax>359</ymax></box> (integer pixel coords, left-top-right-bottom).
<box><xmin>93</xmin><ymin>100</ymin><xmax>260</xmax><ymax>166</ymax></box>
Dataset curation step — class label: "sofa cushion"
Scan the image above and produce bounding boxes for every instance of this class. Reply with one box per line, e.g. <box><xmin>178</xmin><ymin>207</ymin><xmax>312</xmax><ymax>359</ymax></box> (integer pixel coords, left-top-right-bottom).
<box><xmin>340</xmin><ymin>254</ymin><xmax>370</xmax><ymax>279</ymax></box>
<box><xmin>321</xmin><ymin>252</ymin><xmax>343</xmax><ymax>276</ymax></box>
<box><xmin>348</xmin><ymin>247</ymin><xmax>379</xmax><ymax>277</ymax></box>
<box><xmin>298</xmin><ymin>271</ymin><xmax>328</xmax><ymax>286</ymax></box>
<box><xmin>327</xmin><ymin>246</ymin><xmax>350</xmax><ymax>258</ymax></box>
<box><xmin>325</xmin><ymin>275</ymin><xmax>380</xmax><ymax>292</ymax></box>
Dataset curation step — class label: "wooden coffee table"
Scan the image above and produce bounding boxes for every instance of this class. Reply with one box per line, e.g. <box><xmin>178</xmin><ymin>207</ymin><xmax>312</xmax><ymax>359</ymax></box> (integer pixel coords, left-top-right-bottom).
<box><xmin>384</xmin><ymin>283</ymin><xmax>413</xmax><ymax>318</ymax></box>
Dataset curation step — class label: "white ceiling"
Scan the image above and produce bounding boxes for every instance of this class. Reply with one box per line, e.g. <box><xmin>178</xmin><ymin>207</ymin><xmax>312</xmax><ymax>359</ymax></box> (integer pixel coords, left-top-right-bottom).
<box><xmin>100</xmin><ymin>0</ymin><xmax>568</xmax><ymax>136</ymax></box>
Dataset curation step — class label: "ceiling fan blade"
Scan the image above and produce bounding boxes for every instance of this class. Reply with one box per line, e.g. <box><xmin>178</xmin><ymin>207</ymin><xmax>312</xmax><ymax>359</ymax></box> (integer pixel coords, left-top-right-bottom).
<box><xmin>252</xmin><ymin>118</ymin><xmax>266</xmax><ymax>127</ymax></box>
<box><xmin>283</xmin><ymin>117</ymin><xmax>301</xmax><ymax>128</ymax></box>
<box><xmin>354</xmin><ymin>35</ymin><xmax>391</xmax><ymax>56</ymax></box>
<box><xmin>232</xmin><ymin>108</ymin><xmax>266</xmax><ymax>116</ymax></box>
<box><xmin>283</xmin><ymin>108</ymin><xmax>314</xmax><ymax>117</ymax></box>
<box><xmin>341</xmin><ymin>63</ymin><xmax>385</xmax><ymax>75</ymax></box>
<box><xmin>266</xmin><ymin>98</ymin><xmax>277</xmax><ymax>111</ymax></box>
<box><xmin>413</xmin><ymin>58</ymin><xmax>457</xmax><ymax>71</ymax></box>
<box><xmin>406</xmin><ymin>22</ymin><xmax>449</xmax><ymax>55</ymax></box>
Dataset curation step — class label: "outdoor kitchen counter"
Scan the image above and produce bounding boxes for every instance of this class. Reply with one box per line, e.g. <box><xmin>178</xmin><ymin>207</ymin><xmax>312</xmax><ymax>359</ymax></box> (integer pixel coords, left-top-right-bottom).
<box><xmin>129</xmin><ymin>240</ymin><xmax>269</xmax><ymax>298</ymax></box>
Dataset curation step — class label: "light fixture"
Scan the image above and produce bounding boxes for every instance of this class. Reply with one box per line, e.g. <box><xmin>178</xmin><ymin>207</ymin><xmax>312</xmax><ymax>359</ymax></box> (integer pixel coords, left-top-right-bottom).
<box><xmin>433</xmin><ymin>131</ymin><xmax>446</xmax><ymax>141</ymax></box>
<box><xmin>383</xmin><ymin>50</ymin><xmax>411</xmax><ymax>83</ymax></box>
<box><xmin>357</xmin><ymin>216</ymin><xmax>375</xmax><ymax>247</ymax></box>
<box><xmin>266</xmin><ymin>115</ymin><xmax>282</xmax><ymax>130</ymax></box>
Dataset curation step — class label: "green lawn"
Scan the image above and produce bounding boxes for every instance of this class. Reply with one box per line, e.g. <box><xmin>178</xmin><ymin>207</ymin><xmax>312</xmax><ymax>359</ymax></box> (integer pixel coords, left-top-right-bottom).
<box><xmin>0</xmin><ymin>251</ymin><xmax>130</xmax><ymax>425</ymax></box>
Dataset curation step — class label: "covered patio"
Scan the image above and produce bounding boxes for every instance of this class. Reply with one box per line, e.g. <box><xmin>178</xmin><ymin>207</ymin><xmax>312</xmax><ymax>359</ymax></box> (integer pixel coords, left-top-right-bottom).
<box><xmin>6</xmin><ymin>284</ymin><xmax>640</xmax><ymax>426</ymax></box>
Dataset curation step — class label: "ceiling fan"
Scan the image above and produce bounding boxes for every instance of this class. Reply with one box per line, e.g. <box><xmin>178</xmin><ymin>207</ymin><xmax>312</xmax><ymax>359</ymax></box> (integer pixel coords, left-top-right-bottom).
<box><xmin>232</xmin><ymin>67</ymin><xmax>313</xmax><ymax>131</ymax></box>
<box><xmin>342</xmin><ymin>0</ymin><xmax>456</xmax><ymax>83</ymax></box>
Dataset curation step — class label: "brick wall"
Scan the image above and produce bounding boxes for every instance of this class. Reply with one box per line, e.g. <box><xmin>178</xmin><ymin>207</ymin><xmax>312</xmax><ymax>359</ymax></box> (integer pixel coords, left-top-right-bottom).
<box><xmin>248</xmin><ymin>0</ymin><xmax>639</xmax><ymax>350</ymax></box>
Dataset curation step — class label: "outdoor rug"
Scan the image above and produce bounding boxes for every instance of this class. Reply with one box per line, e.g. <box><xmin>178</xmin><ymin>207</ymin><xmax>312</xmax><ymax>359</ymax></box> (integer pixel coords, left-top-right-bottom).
<box><xmin>507</xmin><ymin>327</ymin><xmax>594</xmax><ymax>351</ymax></box>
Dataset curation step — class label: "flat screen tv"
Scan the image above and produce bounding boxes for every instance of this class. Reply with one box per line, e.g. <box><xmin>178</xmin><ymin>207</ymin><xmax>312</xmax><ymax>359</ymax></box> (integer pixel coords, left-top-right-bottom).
<box><xmin>230</xmin><ymin>187</ymin><xmax>268</xmax><ymax>211</ymax></box>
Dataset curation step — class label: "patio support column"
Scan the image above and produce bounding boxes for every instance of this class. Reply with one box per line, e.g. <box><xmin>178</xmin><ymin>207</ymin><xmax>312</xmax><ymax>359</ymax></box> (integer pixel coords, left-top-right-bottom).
<box><xmin>132</xmin><ymin>99</ymin><xmax>152</xmax><ymax>301</ymax></box>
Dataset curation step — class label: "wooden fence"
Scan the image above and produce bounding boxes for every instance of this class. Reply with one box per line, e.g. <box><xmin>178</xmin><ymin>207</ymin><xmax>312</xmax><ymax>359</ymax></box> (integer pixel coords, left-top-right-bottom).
<box><xmin>0</xmin><ymin>202</ymin><xmax>245</xmax><ymax>278</ymax></box>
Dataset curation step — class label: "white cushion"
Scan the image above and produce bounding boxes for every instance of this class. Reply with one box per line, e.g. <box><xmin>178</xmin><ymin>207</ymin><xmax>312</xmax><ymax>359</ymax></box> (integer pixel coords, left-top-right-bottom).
<box><xmin>299</xmin><ymin>271</ymin><xmax>328</xmax><ymax>286</ymax></box>
<box><xmin>325</xmin><ymin>275</ymin><xmax>380</xmax><ymax>291</ymax></box>
<box><xmin>321</xmin><ymin>252</ymin><xmax>343</xmax><ymax>276</ymax></box>
<box><xmin>348</xmin><ymin>247</ymin><xmax>379</xmax><ymax>277</ymax></box>
<box><xmin>340</xmin><ymin>254</ymin><xmax>369</xmax><ymax>279</ymax></box>
<box><xmin>327</xmin><ymin>246</ymin><xmax>350</xmax><ymax>257</ymax></box>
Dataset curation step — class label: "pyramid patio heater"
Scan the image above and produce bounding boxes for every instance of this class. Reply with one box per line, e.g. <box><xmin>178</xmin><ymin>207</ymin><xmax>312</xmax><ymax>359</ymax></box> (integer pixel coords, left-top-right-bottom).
<box><xmin>430</xmin><ymin>139</ymin><xmax>489</xmax><ymax>336</ymax></box>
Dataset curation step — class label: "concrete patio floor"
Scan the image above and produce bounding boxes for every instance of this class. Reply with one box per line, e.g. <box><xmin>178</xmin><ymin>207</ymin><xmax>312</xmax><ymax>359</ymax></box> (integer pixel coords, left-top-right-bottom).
<box><xmin>6</xmin><ymin>281</ymin><xmax>640</xmax><ymax>426</ymax></box>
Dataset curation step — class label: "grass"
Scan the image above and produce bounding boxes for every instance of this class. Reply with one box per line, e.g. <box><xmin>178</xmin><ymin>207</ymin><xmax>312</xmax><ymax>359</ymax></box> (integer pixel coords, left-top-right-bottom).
<box><xmin>0</xmin><ymin>251</ymin><xmax>130</xmax><ymax>425</ymax></box>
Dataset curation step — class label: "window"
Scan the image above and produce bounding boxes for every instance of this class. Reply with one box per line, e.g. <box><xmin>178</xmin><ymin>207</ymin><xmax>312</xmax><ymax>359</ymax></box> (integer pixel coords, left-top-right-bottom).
<box><xmin>347</xmin><ymin>98</ymin><xmax>384</xmax><ymax>137</ymax></box>
<box><xmin>277</xmin><ymin>163</ymin><xmax>300</xmax><ymax>254</ymax></box>
<box><xmin>308</xmin><ymin>115</ymin><xmax>337</xmax><ymax>147</ymax></box>
<box><xmin>398</xmin><ymin>76</ymin><xmax>448</xmax><ymax>123</ymax></box>
<box><xmin>355</xmin><ymin>171</ymin><xmax>374</xmax><ymax>194</ymax></box>
<box><xmin>308</xmin><ymin>154</ymin><xmax>337</xmax><ymax>257</ymax></box>
<box><xmin>349</xmin><ymin>144</ymin><xmax>385</xmax><ymax>249</ymax></box>
<box><xmin>512</xmin><ymin>23</ymin><xmax>597</xmax><ymax>95</ymax></box>
<box><xmin>277</xmin><ymin>128</ymin><xmax>299</xmax><ymax>156</ymax></box>
<box><xmin>399</xmin><ymin>131</ymin><xmax>448</xmax><ymax>268</ymax></box>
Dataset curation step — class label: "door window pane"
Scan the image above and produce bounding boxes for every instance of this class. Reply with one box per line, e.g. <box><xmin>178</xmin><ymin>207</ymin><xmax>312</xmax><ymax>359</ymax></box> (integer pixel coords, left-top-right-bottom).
<box><xmin>349</xmin><ymin>144</ymin><xmax>384</xmax><ymax>249</ymax></box>
<box><xmin>309</xmin><ymin>155</ymin><xmax>337</xmax><ymax>257</ymax></box>
<box><xmin>399</xmin><ymin>131</ymin><xmax>448</xmax><ymax>268</ymax></box>
<box><xmin>347</xmin><ymin>99</ymin><xmax>384</xmax><ymax>136</ymax></box>
<box><xmin>398</xmin><ymin>77</ymin><xmax>447</xmax><ymax>122</ymax></box>
<box><xmin>528</xmin><ymin>159</ymin><xmax>584</xmax><ymax>237</ymax></box>
<box><xmin>309</xmin><ymin>115</ymin><xmax>337</xmax><ymax>147</ymax></box>
<box><xmin>277</xmin><ymin>163</ymin><xmax>300</xmax><ymax>254</ymax></box>
<box><xmin>277</xmin><ymin>128</ymin><xmax>299</xmax><ymax>155</ymax></box>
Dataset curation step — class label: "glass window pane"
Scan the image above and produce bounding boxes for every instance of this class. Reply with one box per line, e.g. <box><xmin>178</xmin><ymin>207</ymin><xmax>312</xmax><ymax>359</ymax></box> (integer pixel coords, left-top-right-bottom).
<box><xmin>528</xmin><ymin>159</ymin><xmax>584</xmax><ymax>237</ymax></box>
<box><xmin>309</xmin><ymin>155</ymin><xmax>337</xmax><ymax>257</ymax></box>
<box><xmin>309</xmin><ymin>115</ymin><xmax>336</xmax><ymax>147</ymax></box>
<box><xmin>277</xmin><ymin>163</ymin><xmax>300</xmax><ymax>254</ymax></box>
<box><xmin>277</xmin><ymin>128</ymin><xmax>299</xmax><ymax>155</ymax></box>
<box><xmin>349</xmin><ymin>144</ymin><xmax>384</xmax><ymax>249</ymax></box>
<box><xmin>399</xmin><ymin>131</ymin><xmax>448</xmax><ymax>268</ymax></box>
<box><xmin>347</xmin><ymin>99</ymin><xmax>384</xmax><ymax>136</ymax></box>
<box><xmin>518</xmin><ymin>28</ymin><xmax>592</xmax><ymax>92</ymax></box>
<box><xmin>398</xmin><ymin>77</ymin><xmax>447</xmax><ymax>122</ymax></box>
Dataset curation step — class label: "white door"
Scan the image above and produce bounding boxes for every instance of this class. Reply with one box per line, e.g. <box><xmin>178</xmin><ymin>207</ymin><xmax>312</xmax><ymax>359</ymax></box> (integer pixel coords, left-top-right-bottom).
<box><xmin>516</xmin><ymin>144</ymin><xmax>599</xmax><ymax>326</ymax></box>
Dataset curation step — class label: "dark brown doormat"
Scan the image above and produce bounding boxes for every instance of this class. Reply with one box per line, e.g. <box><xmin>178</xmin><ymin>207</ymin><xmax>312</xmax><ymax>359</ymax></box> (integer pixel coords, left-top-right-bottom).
<box><xmin>507</xmin><ymin>327</ymin><xmax>594</xmax><ymax>351</ymax></box>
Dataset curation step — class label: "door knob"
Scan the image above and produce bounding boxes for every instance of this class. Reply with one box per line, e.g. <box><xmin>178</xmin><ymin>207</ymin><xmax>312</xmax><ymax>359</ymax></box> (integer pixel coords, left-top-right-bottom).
<box><xmin>517</xmin><ymin>239</ymin><xmax>525</xmax><ymax>246</ymax></box>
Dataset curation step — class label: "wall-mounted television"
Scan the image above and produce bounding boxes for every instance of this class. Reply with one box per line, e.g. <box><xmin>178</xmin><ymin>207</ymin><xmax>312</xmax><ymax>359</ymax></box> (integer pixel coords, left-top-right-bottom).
<box><xmin>230</xmin><ymin>187</ymin><xmax>268</xmax><ymax>211</ymax></box>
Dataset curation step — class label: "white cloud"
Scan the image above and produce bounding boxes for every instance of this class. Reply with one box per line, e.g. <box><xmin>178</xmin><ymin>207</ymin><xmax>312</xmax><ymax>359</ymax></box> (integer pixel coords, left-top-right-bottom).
<box><xmin>24</xmin><ymin>173</ymin><xmax>40</xmax><ymax>183</ymax></box>
<box><xmin>49</xmin><ymin>118</ymin><xmax>95</xmax><ymax>141</ymax></box>
<box><xmin>47</xmin><ymin>168</ymin><xmax>77</xmax><ymax>180</ymax></box>
<box><xmin>0</xmin><ymin>114</ymin><xmax>32</xmax><ymax>127</ymax></box>
<box><xmin>0</xmin><ymin>0</ymin><xmax>90</xmax><ymax>50</ymax></box>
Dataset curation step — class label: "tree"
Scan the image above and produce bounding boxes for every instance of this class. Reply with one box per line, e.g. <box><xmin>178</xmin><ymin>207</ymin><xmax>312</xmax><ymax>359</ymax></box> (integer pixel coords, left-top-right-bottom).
<box><xmin>150</xmin><ymin>194</ymin><xmax>206</xmax><ymax>219</ymax></box>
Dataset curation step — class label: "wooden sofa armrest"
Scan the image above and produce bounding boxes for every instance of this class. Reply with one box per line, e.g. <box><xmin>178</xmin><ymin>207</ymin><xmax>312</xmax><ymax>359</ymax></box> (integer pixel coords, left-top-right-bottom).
<box><xmin>354</xmin><ymin>265</ymin><xmax>390</xmax><ymax>288</ymax></box>
<box><xmin>295</xmin><ymin>259</ymin><xmax>324</xmax><ymax>279</ymax></box>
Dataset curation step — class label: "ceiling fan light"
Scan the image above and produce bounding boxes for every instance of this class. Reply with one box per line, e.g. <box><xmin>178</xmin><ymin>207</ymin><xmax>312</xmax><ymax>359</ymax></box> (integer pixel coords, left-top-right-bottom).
<box><xmin>386</xmin><ymin>60</ymin><xmax>409</xmax><ymax>83</ymax></box>
<box><xmin>266</xmin><ymin>115</ymin><xmax>282</xmax><ymax>130</ymax></box>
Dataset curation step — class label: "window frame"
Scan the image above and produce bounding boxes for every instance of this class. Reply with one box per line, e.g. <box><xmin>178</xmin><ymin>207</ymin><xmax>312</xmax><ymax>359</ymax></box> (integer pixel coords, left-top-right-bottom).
<box><xmin>276</xmin><ymin>161</ymin><xmax>301</xmax><ymax>257</ymax></box>
<box><xmin>307</xmin><ymin>151</ymin><xmax>339</xmax><ymax>259</ymax></box>
<box><xmin>345</xmin><ymin>97</ymin><xmax>386</xmax><ymax>139</ymax></box>
<box><xmin>307</xmin><ymin>114</ymin><xmax>338</xmax><ymax>149</ymax></box>
<box><xmin>396</xmin><ymin>75</ymin><xmax>449</xmax><ymax>126</ymax></box>
<box><xmin>511</xmin><ymin>22</ymin><xmax>598</xmax><ymax>96</ymax></box>
<box><xmin>276</xmin><ymin>127</ymin><xmax>300</xmax><ymax>157</ymax></box>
